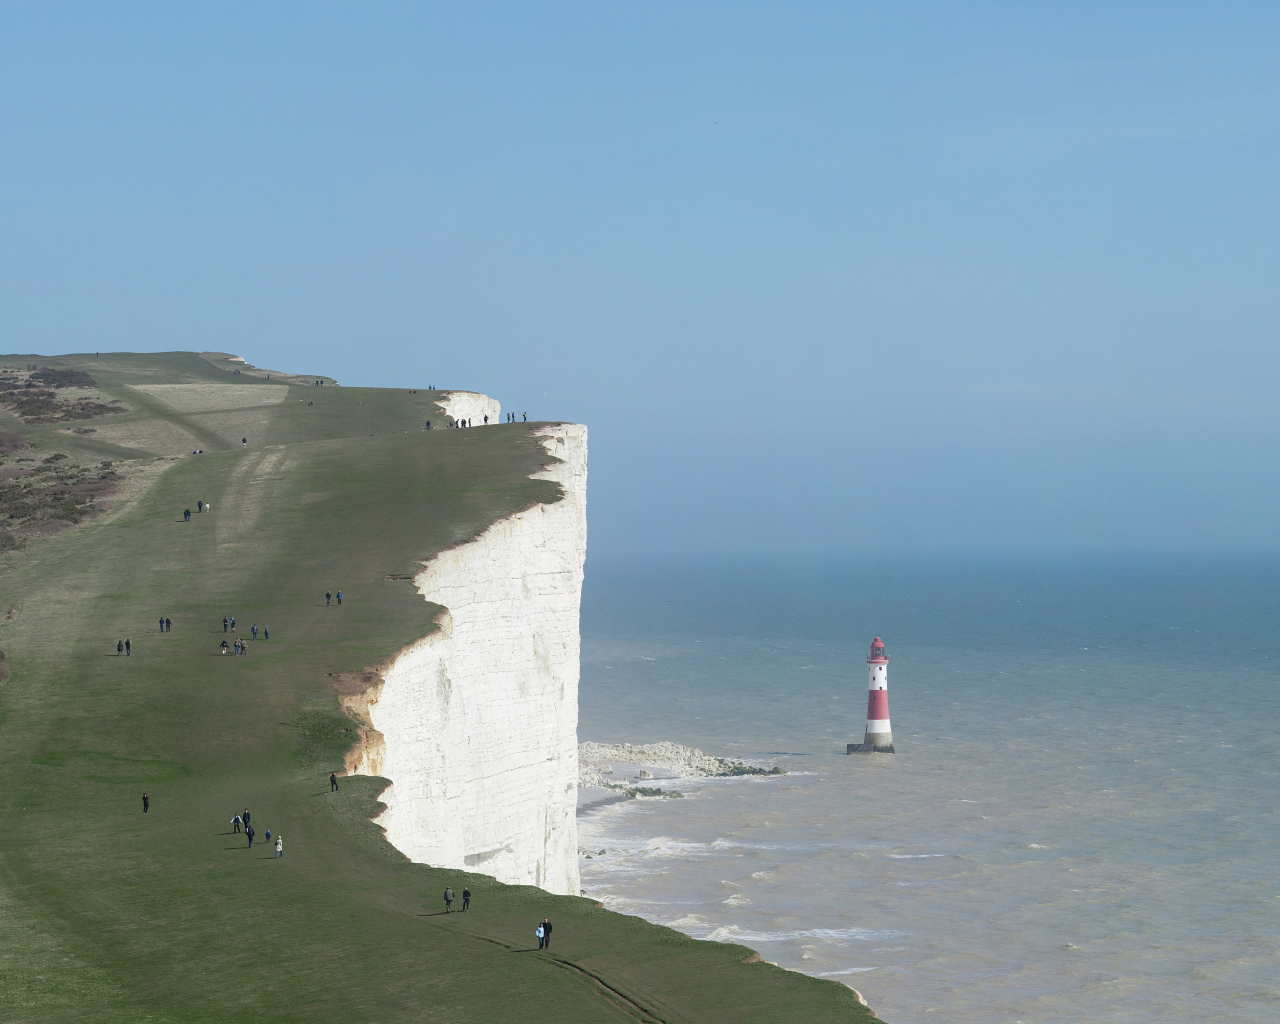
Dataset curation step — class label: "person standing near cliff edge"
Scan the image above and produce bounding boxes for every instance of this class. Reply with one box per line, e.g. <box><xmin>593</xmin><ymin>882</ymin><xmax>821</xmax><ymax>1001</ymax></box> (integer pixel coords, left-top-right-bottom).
<box><xmin>444</xmin><ymin>887</ymin><xmax>454</xmax><ymax>913</ymax></box>
<box><xmin>330</xmin><ymin>773</ymin><xmax>338</xmax><ymax>792</ymax></box>
<box><xmin>462</xmin><ymin>887</ymin><xmax>470</xmax><ymax>911</ymax></box>
<box><xmin>541</xmin><ymin>918</ymin><xmax>553</xmax><ymax>949</ymax></box>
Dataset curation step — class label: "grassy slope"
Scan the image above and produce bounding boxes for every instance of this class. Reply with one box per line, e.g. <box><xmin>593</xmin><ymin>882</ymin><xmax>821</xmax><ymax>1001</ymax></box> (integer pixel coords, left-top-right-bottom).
<box><xmin>0</xmin><ymin>353</ymin><xmax>871</xmax><ymax>1024</ymax></box>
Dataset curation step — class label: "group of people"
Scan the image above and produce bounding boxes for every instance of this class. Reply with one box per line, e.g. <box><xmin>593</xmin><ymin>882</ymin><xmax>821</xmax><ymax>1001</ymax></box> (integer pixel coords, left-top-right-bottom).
<box><xmin>219</xmin><ymin>615</ymin><xmax>266</xmax><ymax>654</ymax></box>
<box><xmin>230</xmin><ymin>807</ymin><xmax>283</xmax><ymax>858</ymax></box>
<box><xmin>116</xmin><ymin>639</ymin><xmax>131</xmax><ymax>655</ymax></box>
<box><xmin>325</xmin><ymin>590</ymin><xmax>342</xmax><ymax>606</ymax></box>
<box><xmin>157</xmin><ymin>616</ymin><xmax>172</xmax><ymax>632</ymax></box>
<box><xmin>442</xmin><ymin>886</ymin><xmax>471</xmax><ymax>912</ymax></box>
<box><xmin>182</xmin><ymin>499</ymin><xmax>212</xmax><ymax>520</ymax></box>
<box><xmin>504</xmin><ymin>412</ymin><xmax>526</xmax><ymax>423</ymax></box>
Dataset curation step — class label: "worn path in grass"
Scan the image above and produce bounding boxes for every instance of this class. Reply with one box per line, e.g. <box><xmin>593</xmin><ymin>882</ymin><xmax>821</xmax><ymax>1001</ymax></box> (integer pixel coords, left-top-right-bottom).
<box><xmin>0</xmin><ymin>352</ymin><xmax>872</xmax><ymax>1023</ymax></box>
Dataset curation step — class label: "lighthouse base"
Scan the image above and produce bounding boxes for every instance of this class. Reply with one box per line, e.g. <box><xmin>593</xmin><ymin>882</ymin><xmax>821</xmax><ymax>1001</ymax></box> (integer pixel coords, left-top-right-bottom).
<box><xmin>847</xmin><ymin>737</ymin><xmax>895</xmax><ymax>754</ymax></box>
<box><xmin>847</xmin><ymin>742</ymin><xmax>895</xmax><ymax>754</ymax></box>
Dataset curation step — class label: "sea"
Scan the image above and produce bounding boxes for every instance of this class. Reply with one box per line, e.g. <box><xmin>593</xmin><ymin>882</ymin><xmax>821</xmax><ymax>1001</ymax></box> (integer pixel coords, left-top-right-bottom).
<box><xmin>576</xmin><ymin>553</ymin><xmax>1280</xmax><ymax>1024</ymax></box>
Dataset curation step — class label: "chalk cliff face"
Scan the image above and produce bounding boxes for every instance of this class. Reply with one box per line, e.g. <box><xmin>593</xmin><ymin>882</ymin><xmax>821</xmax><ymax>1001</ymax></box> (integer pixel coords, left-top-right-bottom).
<box><xmin>346</xmin><ymin>420</ymin><xmax>586</xmax><ymax>896</ymax></box>
<box><xmin>439</xmin><ymin>390</ymin><xmax>501</xmax><ymax>426</ymax></box>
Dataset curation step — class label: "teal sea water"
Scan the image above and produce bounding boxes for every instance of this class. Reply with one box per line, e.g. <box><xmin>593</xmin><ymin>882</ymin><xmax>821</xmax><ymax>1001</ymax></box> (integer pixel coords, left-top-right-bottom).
<box><xmin>576</xmin><ymin>554</ymin><xmax>1280</xmax><ymax>1024</ymax></box>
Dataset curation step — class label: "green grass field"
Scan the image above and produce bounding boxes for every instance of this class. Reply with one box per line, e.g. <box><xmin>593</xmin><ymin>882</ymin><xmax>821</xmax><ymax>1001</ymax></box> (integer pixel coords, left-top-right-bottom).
<box><xmin>0</xmin><ymin>352</ymin><xmax>872</xmax><ymax>1023</ymax></box>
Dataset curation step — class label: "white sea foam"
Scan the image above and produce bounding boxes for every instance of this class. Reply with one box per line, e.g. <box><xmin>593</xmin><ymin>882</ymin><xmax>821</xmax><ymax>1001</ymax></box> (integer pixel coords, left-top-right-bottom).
<box><xmin>705</xmin><ymin>925</ymin><xmax>903</xmax><ymax>943</ymax></box>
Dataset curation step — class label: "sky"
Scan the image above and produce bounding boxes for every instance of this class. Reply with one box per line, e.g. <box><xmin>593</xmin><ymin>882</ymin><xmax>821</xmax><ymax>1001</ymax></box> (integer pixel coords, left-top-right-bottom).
<box><xmin>2</xmin><ymin>2</ymin><xmax>1279</xmax><ymax>554</ymax></box>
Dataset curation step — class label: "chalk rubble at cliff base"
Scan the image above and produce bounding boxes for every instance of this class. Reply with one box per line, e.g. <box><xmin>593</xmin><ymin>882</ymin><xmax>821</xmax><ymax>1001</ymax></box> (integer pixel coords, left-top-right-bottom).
<box><xmin>577</xmin><ymin>740</ymin><xmax>783</xmax><ymax>789</ymax></box>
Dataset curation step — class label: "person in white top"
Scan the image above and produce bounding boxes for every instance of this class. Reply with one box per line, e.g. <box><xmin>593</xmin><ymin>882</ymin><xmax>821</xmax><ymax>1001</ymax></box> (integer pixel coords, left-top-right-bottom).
<box><xmin>275</xmin><ymin>836</ymin><xmax>283</xmax><ymax>859</ymax></box>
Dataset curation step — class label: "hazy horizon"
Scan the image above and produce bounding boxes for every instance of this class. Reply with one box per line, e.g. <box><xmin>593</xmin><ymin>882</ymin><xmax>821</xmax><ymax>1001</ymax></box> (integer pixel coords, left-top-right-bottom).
<box><xmin>3</xmin><ymin>3</ymin><xmax>1278</xmax><ymax>554</ymax></box>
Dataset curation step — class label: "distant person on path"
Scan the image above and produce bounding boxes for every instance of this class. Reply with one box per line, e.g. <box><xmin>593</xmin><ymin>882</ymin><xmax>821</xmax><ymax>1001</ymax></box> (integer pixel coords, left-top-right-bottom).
<box><xmin>542</xmin><ymin>919</ymin><xmax>553</xmax><ymax>949</ymax></box>
<box><xmin>330</xmin><ymin>773</ymin><xmax>339</xmax><ymax>792</ymax></box>
<box><xmin>425</xmin><ymin>420</ymin><xmax>431</xmax><ymax>430</ymax></box>
<box><xmin>205</xmin><ymin>501</ymin><xmax>211</xmax><ymax>512</ymax></box>
<box><xmin>483</xmin><ymin>414</ymin><xmax>488</xmax><ymax>424</ymax></box>
<box><xmin>536</xmin><ymin>923</ymin><xmax>545</xmax><ymax>949</ymax></box>
<box><xmin>523</xmin><ymin>412</ymin><xmax>527</xmax><ymax>422</ymax></box>
<box><xmin>142</xmin><ymin>793</ymin><xmax>149</xmax><ymax>813</ymax></box>
<box><xmin>232</xmin><ymin>813</ymin><xmax>241</xmax><ymax>833</ymax></box>
<box><xmin>223</xmin><ymin>616</ymin><xmax>228</xmax><ymax>632</ymax></box>
<box><xmin>462</xmin><ymin>887</ymin><xmax>470</xmax><ymax>911</ymax></box>
<box><xmin>262</xmin><ymin>625</ymin><xmax>268</xmax><ymax>639</ymax></box>
<box><xmin>159</xmin><ymin>617</ymin><xmax>164</xmax><ymax>633</ymax></box>
<box><xmin>125</xmin><ymin>639</ymin><xmax>131</xmax><ymax>656</ymax></box>
<box><xmin>242</xmin><ymin>437</ymin><xmax>247</xmax><ymax>448</ymax></box>
<box><xmin>326</xmin><ymin>591</ymin><xmax>331</xmax><ymax>606</ymax></box>
<box><xmin>252</xmin><ymin>624</ymin><xmax>258</xmax><ymax>641</ymax></box>
<box><xmin>444</xmin><ymin>887</ymin><xmax>454</xmax><ymax>913</ymax></box>
<box><xmin>184</xmin><ymin>508</ymin><xmax>191</xmax><ymax>521</ymax></box>
<box><xmin>336</xmin><ymin>591</ymin><xmax>342</xmax><ymax>605</ymax></box>
<box><xmin>246</xmin><ymin>825</ymin><xmax>255</xmax><ymax>848</ymax></box>
<box><xmin>198</xmin><ymin>500</ymin><xmax>203</xmax><ymax>512</ymax></box>
<box><xmin>117</xmin><ymin>640</ymin><xmax>123</xmax><ymax>656</ymax></box>
<box><xmin>165</xmin><ymin>618</ymin><xmax>171</xmax><ymax>632</ymax></box>
<box><xmin>275</xmin><ymin>836</ymin><xmax>283</xmax><ymax>859</ymax></box>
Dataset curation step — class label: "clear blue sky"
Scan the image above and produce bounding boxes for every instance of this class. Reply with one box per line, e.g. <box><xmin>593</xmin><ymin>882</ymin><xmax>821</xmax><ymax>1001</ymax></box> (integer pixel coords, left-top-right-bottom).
<box><xmin>3</xmin><ymin>3</ymin><xmax>1278</xmax><ymax>553</ymax></box>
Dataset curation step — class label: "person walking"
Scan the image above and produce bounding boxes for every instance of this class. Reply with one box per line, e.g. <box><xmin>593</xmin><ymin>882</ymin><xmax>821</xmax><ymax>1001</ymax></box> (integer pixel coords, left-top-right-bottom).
<box><xmin>229</xmin><ymin>616</ymin><xmax>235</xmax><ymax>631</ymax></box>
<box><xmin>246</xmin><ymin>824</ymin><xmax>255</xmax><ymax>848</ymax></box>
<box><xmin>242</xmin><ymin>437</ymin><xmax>247</xmax><ymax>448</ymax></box>
<box><xmin>252</xmin><ymin>624</ymin><xmax>258</xmax><ymax>641</ymax></box>
<box><xmin>223</xmin><ymin>616</ymin><xmax>228</xmax><ymax>633</ymax></box>
<box><xmin>483</xmin><ymin>414</ymin><xmax>488</xmax><ymax>424</ymax></box>
<box><xmin>275</xmin><ymin>836</ymin><xmax>283</xmax><ymax>859</ymax></box>
<box><xmin>336</xmin><ymin>591</ymin><xmax>342</xmax><ymax>605</ymax></box>
<box><xmin>330</xmin><ymin>773</ymin><xmax>339</xmax><ymax>792</ymax></box>
<box><xmin>198</xmin><ymin>500</ymin><xmax>203</xmax><ymax>513</ymax></box>
<box><xmin>205</xmin><ymin>500</ymin><xmax>211</xmax><ymax>512</ymax></box>
<box><xmin>425</xmin><ymin>420</ymin><xmax>431</xmax><ymax>430</ymax></box>
<box><xmin>184</xmin><ymin>508</ymin><xmax>190</xmax><ymax>521</ymax></box>
<box><xmin>124</xmin><ymin>639</ymin><xmax>131</xmax><ymax>656</ymax></box>
<box><xmin>243</xmin><ymin>808</ymin><xmax>251</xmax><ymax>828</ymax></box>
<box><xmin>232</xmin><ymin>813</ymin><xmax>241</xmax><ymax>833</ymax></box>
<box><xmin>541</xmin><ymin>918</ymin><xmax>553</xmax><ymax>949</ymax></box>
<box><xmin>462</xmin><ymin>887</ymin><xmax>470</xmax><ymax>911</ymax></box>
<box><xmin>444</xmin><ymin>887</ymin><xmax>454</xmax><ymax>913</ymax></box>
<box><xmin>536</xmin><ymin>922</ymin><xmax>545</xmax><ymax>949</ymax></box>
<box><xmin>326</xmin><ymin>591</ymin><xmax>331</xmax><ymax>606</ymax></box>
<box><xmin>117</xmin><ymin>640</ymin><xmax>123</xmax><ymax>656</ymax></box>
<box><xmin>165</xmin><ymin>618</ymin><xmax>171</xmax><ymax>632</ymax></box>
<box><xmin>159</xmin><ymin>617</ymin><xmax>164</xmax><ymax>633</ymax></box>
<box><xmin>262</xmin><ymin>625</ymin><xmax>268</xmax><ymax>639</ymax></box>
<box><xmin>142</xmin><ymin>793</ymin><xmax>149</xmax><ymax>813</ymax></box>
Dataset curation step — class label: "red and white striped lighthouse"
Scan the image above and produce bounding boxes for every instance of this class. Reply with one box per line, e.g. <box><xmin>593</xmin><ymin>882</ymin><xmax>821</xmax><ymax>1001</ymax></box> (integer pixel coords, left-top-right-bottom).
<box><xmin>848</xmin><ymin>636</ymin><xmax>895</xmax><ymax>754</ymax></box>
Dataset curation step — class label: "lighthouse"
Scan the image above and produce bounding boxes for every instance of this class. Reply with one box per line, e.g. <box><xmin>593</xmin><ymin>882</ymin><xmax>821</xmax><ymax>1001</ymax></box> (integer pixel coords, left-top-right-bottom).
<box><xmin>848</xmin><ymin>636</ymin><xmax>894</xmax><ymax>754</ymax></box>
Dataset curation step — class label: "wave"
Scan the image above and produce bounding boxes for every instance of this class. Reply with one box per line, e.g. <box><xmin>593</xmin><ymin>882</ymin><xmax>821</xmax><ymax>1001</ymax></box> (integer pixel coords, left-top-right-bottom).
<box><xmin>704</xmin><ymin>924</ymin><xmax>904</xmax><ymax>943</ymax></box>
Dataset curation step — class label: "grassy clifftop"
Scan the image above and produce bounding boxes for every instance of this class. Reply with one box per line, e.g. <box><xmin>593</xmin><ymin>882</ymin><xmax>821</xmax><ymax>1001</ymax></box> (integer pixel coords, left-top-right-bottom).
<box><xmin>0</xmin><ymin>352</ymin><xmax>872</xmax><ymax>1024</ymax></box>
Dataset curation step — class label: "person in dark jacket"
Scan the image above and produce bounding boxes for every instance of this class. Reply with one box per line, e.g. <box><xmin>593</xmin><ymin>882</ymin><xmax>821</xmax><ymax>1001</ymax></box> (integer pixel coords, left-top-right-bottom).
<box><xmin>117</xmin><ymin>640</ymin><xmax>123</xmax><ymax>656</ymax></box>
<box><xmin>246</xmin><ymin>825</ymin><xmax>255</xmax><ymax>848</ymax></box>
<box><xmin>541</xmin><ymin>918</ymin><xmax>553</xmax><ymax>949</ymax></box>
<box><xmin>124</xmin><ymin>639</ymin><xmax>131</xmax><ymax>656</ymax></box>
<box><xmin>223</xmin><ymin>616</ymin><xmax>228</xmax><ymax>632</ymax></box>
<box><xmin>142</xmin><ymin>793</ymin><xmax>149</xmax><ymax>813</ymax></box>
<box><xmin>462</xmin><ymin>887</ymin><xmax>470</xmax><ymax>911</ymax></box>
<box><xmin>330</xmin><ymin>773</ymin><xmax>339</xmax><ymax>792</ymax></box>
<box><xmin>165</xmin><ymin>618</ymin><xmax>171</xmax><ymax>632</ymax></box>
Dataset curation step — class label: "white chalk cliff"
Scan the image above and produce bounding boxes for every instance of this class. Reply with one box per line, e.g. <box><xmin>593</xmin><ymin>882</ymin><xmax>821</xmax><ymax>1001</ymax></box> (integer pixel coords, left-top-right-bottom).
<box><xmin>345</xmin><ymin>416</ymin><xmax>586</xmax><ymax>896</ymax></box>
<box><xmin>439</xmin><ymin>390</ymin><xmax>501</xmax><ymax>426</ymax></box>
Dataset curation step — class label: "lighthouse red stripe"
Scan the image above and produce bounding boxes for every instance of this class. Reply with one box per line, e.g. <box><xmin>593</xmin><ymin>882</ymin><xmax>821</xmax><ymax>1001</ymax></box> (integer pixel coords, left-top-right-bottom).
<box><xmin>865</xmin><ymin>690</ymin><xmax>889</xmax><ymax>721</ymax></box>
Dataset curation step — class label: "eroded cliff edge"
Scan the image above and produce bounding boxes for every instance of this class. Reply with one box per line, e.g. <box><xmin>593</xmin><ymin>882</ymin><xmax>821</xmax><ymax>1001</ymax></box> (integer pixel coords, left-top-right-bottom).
<box><xmin>343</xmin><ymin>422</ymin><xmax>586</xmax><ymax>896</ymax></box>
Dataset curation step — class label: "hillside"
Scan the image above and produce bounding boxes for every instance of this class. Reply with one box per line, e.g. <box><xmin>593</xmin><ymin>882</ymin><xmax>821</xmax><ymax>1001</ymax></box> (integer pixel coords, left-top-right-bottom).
<box><xmin>0</xmin><ymin>351</ymin><xmax>872</xmax><ymax>1023</ymax></box>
